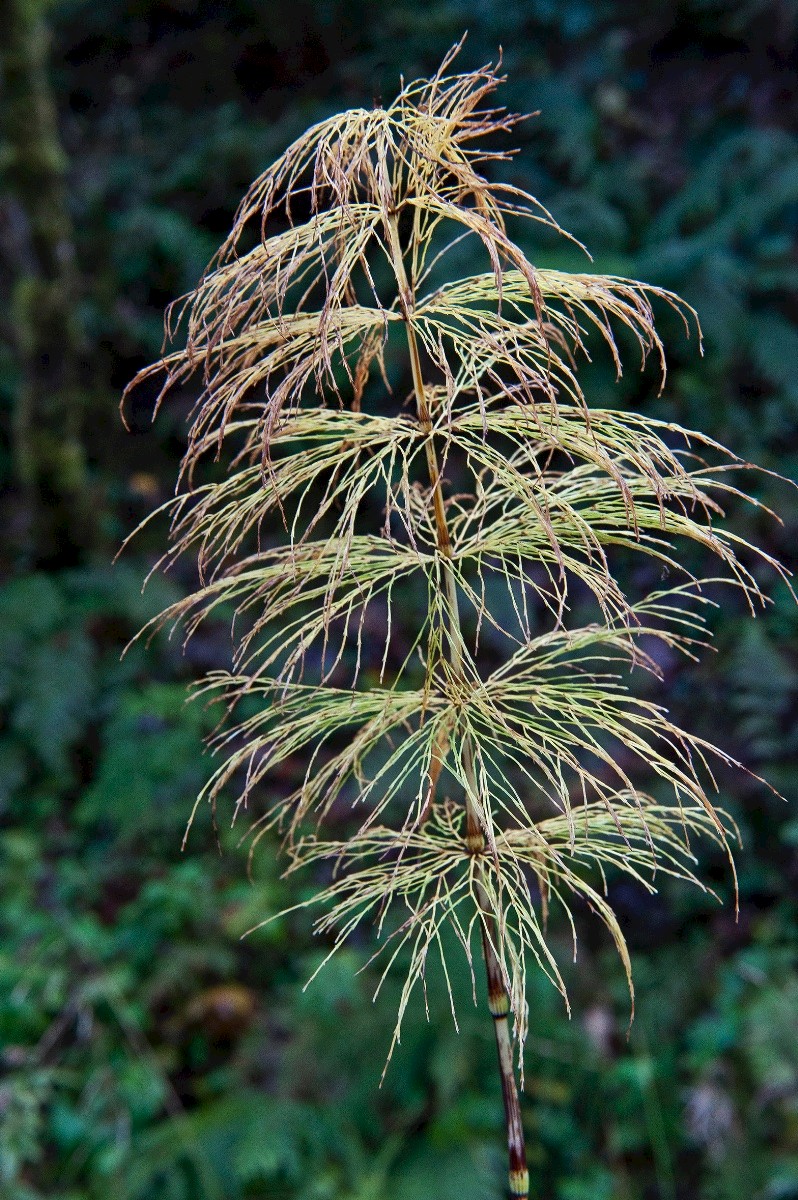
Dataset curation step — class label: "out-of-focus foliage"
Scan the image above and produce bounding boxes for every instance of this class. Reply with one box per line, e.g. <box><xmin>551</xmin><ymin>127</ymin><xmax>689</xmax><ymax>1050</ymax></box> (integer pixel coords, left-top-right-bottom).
<box><xmin>0</xmin><ymin>1</ymin><xmax>796</xmax><ymax>1198</ymax></box>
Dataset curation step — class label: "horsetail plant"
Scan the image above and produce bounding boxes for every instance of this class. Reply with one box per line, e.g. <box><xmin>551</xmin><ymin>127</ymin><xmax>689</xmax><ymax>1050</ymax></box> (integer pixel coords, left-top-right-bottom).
<box><xmin>126</xmin><ymin>45</ymin><xmax>790</xmax><ymax>1199</ymax></box>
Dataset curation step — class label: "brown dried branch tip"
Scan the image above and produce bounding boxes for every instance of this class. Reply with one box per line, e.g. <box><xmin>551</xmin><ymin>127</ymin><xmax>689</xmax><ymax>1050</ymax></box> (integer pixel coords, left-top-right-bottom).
<box><xmin>125</xmin><ymin>41</ymin><xmax>791</xmax><ymax>1198</ymax></box>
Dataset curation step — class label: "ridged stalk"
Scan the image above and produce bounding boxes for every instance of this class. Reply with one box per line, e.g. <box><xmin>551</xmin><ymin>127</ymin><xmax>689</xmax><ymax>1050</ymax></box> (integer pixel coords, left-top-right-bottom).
<box><xmin>387</xmin><ymin>213</ymin><xmax>530</xmax><ymax>1200</ymax></box>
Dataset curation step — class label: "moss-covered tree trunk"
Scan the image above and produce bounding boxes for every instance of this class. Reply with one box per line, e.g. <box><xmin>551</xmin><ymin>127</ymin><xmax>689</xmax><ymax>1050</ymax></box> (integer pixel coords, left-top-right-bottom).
<box><xmin>1</xmin><ymin>0</ymin><xmax>91</xmax><ymax>564</ymax></box>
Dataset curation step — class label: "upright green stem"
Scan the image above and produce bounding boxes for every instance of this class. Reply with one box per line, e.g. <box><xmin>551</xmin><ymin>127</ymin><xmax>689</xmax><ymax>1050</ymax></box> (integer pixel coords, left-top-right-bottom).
<box><xmin>386</xmin><ymin>213</ymin><xmax>530</xmax><ymax>1200</ymax></box>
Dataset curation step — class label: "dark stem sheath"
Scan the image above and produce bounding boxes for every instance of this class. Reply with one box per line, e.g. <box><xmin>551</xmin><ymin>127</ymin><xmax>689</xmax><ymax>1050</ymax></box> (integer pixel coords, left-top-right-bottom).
<box><xmin>474</xmin><ymin>871</ymin><xmax>530</xmax><ymax>1199</ymax></box>
<box><xmin>386</xmin><ymin>214</ymin><xmax>530</xmax><ymax>1200</ymax></box>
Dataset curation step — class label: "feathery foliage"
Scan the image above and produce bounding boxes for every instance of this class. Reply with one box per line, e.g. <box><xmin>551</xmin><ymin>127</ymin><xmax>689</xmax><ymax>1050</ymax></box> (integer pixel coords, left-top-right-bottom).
<box><xmin>127</xmin><ymin>44</ymin><xmax>789</xmax><ymax>1197</ymax></box>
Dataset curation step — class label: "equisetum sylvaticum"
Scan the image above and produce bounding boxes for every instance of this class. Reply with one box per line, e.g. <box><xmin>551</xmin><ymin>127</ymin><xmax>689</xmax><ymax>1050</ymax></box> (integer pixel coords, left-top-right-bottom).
<box><xmin>125</xmin><ymin>44</ymin><xmax>790</xmax><ymax>1198</ymax></box>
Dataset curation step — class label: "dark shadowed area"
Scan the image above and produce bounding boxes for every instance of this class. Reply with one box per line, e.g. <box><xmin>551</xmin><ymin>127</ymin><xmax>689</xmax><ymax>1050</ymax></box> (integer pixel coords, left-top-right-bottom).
<box><xmin>1</xmin><ymin>3</ymin><xmax>797</xmax><ymax>1198</ymax></box>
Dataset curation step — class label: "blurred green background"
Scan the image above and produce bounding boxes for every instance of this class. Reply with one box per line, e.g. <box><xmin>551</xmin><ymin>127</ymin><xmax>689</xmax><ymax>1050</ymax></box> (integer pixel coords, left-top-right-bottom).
<box><xmin>1</xmin><ymin>2</ymin><xmax>798</xmax><ymax>1197</ymax></box>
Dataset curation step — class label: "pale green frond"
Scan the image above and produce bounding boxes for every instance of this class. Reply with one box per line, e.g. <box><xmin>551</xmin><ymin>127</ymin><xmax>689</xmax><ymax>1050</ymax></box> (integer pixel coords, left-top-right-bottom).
<box><xmin>264</xmin><ymin>795</ymin><xmax>731</xmax><ymax>1067</ymax></box>
<box><xmin>133</xmin><ymin>535</ymin><xmax>427</xmax><ymax>685</ymax></box>
<box><xmin>191</xmin><ymin>677</ymin><xmax>443</xmax><ymax>837</ymax></box>
<box><xmin>410</xmin><ymin>302</ymin><xmax>574</xmax><ymax>410</ymax></box>
<box><xmin>152</xmin><ymin>411</ymin><xmax>419</xmax><ymax>577</ymax></box>
<box><xmin>447</xmin><ymin>403</ymin><xmax>722</xmax><ymax>510</ymax></box>
<box><xmin>172</xmin><ymin>203</ymin><xmax>386</xmax><ymax>341</ymax></box>
<box><xmin>180</xmin><ymin>306</ymin><xmax>397</xmax><ymax>460</ymax></box>
<box><xmin>416</xmin><ymin>266</ymin><xmax>697</xmax><ymax>391</ymax></box>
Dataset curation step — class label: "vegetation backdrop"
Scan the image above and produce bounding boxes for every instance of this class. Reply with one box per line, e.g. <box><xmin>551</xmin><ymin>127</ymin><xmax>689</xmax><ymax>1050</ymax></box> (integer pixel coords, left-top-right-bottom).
<box><xmin>1</xmin><ymin>3</ymin><xmax>797</xmax><ymax>1198</ymax></box>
